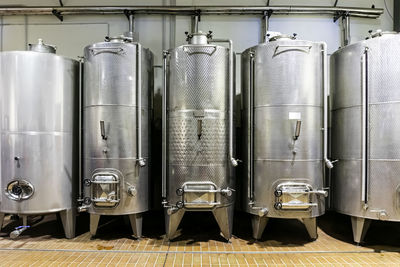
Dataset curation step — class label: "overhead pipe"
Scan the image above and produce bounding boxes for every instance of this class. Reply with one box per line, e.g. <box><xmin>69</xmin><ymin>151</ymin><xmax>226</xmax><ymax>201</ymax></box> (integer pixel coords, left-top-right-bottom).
<box><xmin>0</xmin><ymin>5</ymin><xmax>383</xmax><ymax>19</ymax></box>
<box><xmin>342</xmin><ymin>13</ymin><xmax>351</xmax><ymax>46</ymax></box>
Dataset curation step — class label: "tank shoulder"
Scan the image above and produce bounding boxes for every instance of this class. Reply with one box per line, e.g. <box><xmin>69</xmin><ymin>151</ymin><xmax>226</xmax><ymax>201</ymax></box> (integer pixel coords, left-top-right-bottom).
<box><xmin>0</xmin><ymin>50</ymin><xmax>78</xmax><ymax>64</ymax></box>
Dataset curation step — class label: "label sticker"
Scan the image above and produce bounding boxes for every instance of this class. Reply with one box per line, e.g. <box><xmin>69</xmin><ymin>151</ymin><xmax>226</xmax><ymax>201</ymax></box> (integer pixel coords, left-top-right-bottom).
<box><xmin>289</xmin><ymin>112</ymin><xmax>301</xmax><ymax>120</ymax></box>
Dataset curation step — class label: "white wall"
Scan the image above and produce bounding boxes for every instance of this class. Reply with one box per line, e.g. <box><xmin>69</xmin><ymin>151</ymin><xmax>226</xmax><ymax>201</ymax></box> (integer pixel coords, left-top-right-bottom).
<box><xmin>0</xmin><ymin>0</ymin><xmax>394</xmax><ymax>60</ymax></box>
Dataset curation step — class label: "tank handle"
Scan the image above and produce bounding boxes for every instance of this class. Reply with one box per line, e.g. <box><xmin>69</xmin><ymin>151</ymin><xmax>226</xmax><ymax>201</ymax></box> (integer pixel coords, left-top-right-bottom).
<box><xmin>136</xmin><ymin>44</ymin><xmax>146</xmax><ymax>167</ymax></box>
<box><xmin>274</xmin><ymin>44</ymin><xmax>312</xmax><ymax>56</ymax></box>
<box><xmin>89</xmin><ymin>47</ymin><xmax>125</xmax><ymax>56</ymax></box>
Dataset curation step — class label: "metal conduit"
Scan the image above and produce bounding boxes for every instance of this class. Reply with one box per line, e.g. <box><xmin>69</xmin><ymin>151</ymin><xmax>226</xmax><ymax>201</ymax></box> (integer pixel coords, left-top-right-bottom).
<box><xmin>0</xmin><ymin>6</ymin><xmax>383</xmax><ymax>18</ymax></box>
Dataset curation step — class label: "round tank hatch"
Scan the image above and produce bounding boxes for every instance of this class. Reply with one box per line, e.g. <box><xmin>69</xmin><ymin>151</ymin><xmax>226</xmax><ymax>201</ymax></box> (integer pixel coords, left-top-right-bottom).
<box><xmin>28</xmin><ymin>39</ymin><xmax>56</xmax><ymax>54</ymax></box>
<box><xmin>366</xmin><ymin>29</ymin><xmax>398</xmax><ymax>39</ymax></box>
<box><xmin>5</xmin><ymin>180</ymin><xmax>35</xmax><ymax>201</ymax></box>
<box><xmin>269</xmin><ymin>33</ymin><xmax>297</xmax><ymax>42</ymax></box>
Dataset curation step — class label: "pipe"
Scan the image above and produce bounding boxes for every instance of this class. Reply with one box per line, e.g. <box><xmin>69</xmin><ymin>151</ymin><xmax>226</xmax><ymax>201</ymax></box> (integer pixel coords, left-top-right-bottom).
<box><xmin>128</xmin><ymin>13</ymin><xmax>134</xmax><ymax>33</ymax></box>
<box><xmin>394</xmin><ymin>0</ymin><xmax>400</xmax><ymax>31</ymax></box>
<box><xmin>342</xmin><ymin>13</ymin><xmax>350</xmax><ymax>46</ymax></box>
<box><xmin>263</xmin><ymin>11</ymin><xmax>269</xmax><ymax>42</ymax></box>
<box><xmin>211</xmin><ymin>38</ymin><xmax>238</xmax><ymax>167</ymax></box>
<box><xmin>161</xmin><ymin>50</ymin><xmax>168</xmax><ymax>199</ymax></box>
<box><xmin>249</xmin><ymin>51</ymin><xmax>255</xmax><ymax>202</ymax></box>
<box><xmin>192</xmin><ymin>14</ymin><xmax>199</xmax><ymax>33</ymax></box>
<box><xmin>361</xmin><ymin>47</ymin><xmax>369</xmax><ymax>205</ymax></box>
<box><xmin>78</xmin><ymin>57</ymin><xmax>83</xmax><ymax>201</ymax></box>
<box><xmin>0</xmin><ymin>5</ymin><xmax>383</xmax><ymax>18</ymax></box>
<box><xmin>137</xmin><ymin>43</ymin><xmax>145</xmax><ymax>167</ymax></box>
<box><xmin>322</xmin><ymin>42</ymin><xmax>333</xmax><ymax>170</ymax></box>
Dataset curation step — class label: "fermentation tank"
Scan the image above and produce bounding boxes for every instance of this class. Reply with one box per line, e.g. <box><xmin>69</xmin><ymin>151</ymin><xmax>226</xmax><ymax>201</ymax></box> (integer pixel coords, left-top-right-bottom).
<box><xmin>331</xmin><ymin>31</ymin><xmax>400</xmax><ymax>244</ymax></box>
<box><xmin>0</xmin><ymin>39</ymin><xmax>79</xmax><ymax>238</ymax></box>
<box><xmin>162</xmin><ymin>31</ymin><xmax>238</xmax><ymax>240</ymax></box>
<box><xmin>241</xmin><ymin>34</ymin><xmax>332</xmax><ymax>240</ymax></box>
<box><xmin>81</xmin><ymin>34</ymin><xmax>153</xmax><ymax>238</ymax></box>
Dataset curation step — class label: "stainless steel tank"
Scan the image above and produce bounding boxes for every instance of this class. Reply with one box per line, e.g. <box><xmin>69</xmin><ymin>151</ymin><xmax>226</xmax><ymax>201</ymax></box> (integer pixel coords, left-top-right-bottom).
<box><xmin>162</xmin><ymin>31</ymin><xmax>238</xmax><ymax>240</ymax></box>
<box><xmin>82</xmin><ymin>34</ymin><xmax>153</xmax><ymax>238</ymax></box>
<box><xmin>0</xmin><ymin>39</ymin><xmax>79</xmax><ymax>238</ymax></box>
<box><xmin>331</xmin><ymin>30</ymin><xmax>400</xmax><ymax>244</ymax></box>
<box><xmin>241</xmin><ymin>34</ymin><xmax>332</xmax><ymax>240</ymax></box>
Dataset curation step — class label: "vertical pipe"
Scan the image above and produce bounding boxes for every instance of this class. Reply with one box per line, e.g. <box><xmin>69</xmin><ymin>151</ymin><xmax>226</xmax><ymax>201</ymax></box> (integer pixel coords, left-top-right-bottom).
<box><xmin>361</xmin><ymin>47</ymin><xmax>369</xmax><ymax>204</ymax></box>
<box><xmin>342</xmin><ymin>14</ymin><xmax>351</xmax><ymax>46</ymax></box>
<box><xmin>78</xmin><ymin>58</ymin><xmax>84</xmax><ymax>201</ymax></box>
<box><xmin>263</xmin><ymin>12</ymin><xmax>269</xmax><ymax>43</ymax></box>
<box><xmin>322</xmin><ymin>43</ymin><xmax>333</xmax><ymax>170</ymax></box>
<box><xmin>192</xmin><ymin>15</ymin><xmax>199</xmax><ymax>33</ymax></box>
<box><xmin>249</xmin><ymin>52</ymin><xmax>255</xmax><ymax>202</ymax></box>
<box><xmin>128</xmin><ymin>13</ymin><xmax>134</xmax><ymax>33</ymax></box>
<box><xmin>137</xmin><ymin>43</ymin><xmax>145</xmax><ymax>167</ymax></box>
<box><xmin>210</xmin><ymin>39</ymin><xmax>238</xmax><ymax>166</ymax></box>
<box><xmin>395</xmin><ymin>0</ymin><xmax>400</xmax><ymax>32</ymax></box>
<box><xmin>162</xmin><ymin>50</ymin><xmax>168</xmax><ymax>200</ymax></box>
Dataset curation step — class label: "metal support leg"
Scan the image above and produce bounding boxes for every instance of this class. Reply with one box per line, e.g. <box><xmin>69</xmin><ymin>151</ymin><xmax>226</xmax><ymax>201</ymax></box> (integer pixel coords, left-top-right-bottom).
<box><xmin>165</xmin><ymin>208</ymin><xmax>185</xmax><ymax>240</ymax></box>
<box><xmin>90</xmin><ymin>214</ymin><xmax>101</xmax><ymax>237</ymax></box>
<box><xmin>302</xmin><ymin>217</ymin><xmax>318</xmax><ymax>240</ymax></box>
<box><xmin>60</xmin><ymin>209</ymin><xmax>76</xmax><ymax>239</ymax></box>
<box><xmin>129</xmin><ymin>213</ymin><xmax>143</xmax><ymax>238</ymax></box>
<box><xmin>212</xmin><ymin>205</ymin><xmax>234</xmax><ymax>241</ymax></box>
<box><xmin>351</xmin><ymin>216</ymin><xmax>371</xmax><ymax>244</ymax></box>
<box><xmin>22</xmin><ymin>215</ymin><xmax>28</xmax><ymax>226</ymax></box>
<box><xmin>251</xmin><ymin>215</ymin><xmax>269</xmax><ymax>240</ymax></box>
<box><xmin>0</xmin><ymin>213</ymin><xmax>5</xmax><ymax>229</ymax></box>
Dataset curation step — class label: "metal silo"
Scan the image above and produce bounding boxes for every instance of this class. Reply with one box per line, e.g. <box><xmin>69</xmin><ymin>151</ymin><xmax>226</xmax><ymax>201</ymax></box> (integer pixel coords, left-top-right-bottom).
<box><xmin>0</xmin><ymin>39</ymin><xmax>79</xmax><ymax>238</ymax></box>
<box><xmin>331</xmin><ymin>30</ymin><xmax>400</xmax><ymax>244</ymax></box>
<box><xmin>241</xmin><ymin>34</ymin><xmax>332</xmax><ymax>240</ymax></box>
<box><xmin>162</xmin><ymin>31</ymin><xmax>238</xmax><ymax>240</ymax></box>
<box><xmin>81</xmin><ymin>34</ymin><xmax>153</xmax><ymax>238</ymax></box>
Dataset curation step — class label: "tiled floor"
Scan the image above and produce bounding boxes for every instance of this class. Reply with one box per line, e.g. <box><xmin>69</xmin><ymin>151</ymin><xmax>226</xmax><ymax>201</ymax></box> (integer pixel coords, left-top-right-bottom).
<box><xmin>0</xmin><ymin>211</ymin><xmax>399</xmax><ymax>266</ymax></box>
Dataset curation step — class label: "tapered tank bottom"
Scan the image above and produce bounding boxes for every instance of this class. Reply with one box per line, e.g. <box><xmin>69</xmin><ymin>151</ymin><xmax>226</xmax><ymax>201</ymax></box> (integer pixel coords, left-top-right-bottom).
<box><xmin>251</xmin><ymin>215</ymin><xmax>317</xmax><ymax>240</ymax></box>
<box><xmin>0</xmin><ymin>209</ymin><xmax>76</xmax><ymax>239</ymax></box>
<box><xmin>164</xmin><ymin>205</ymin><xmax>234</xmax><ymax>241</ymax></box>
<box><xmin>89</xmin><ymin>213</ymin><xmax>143</xmax><ymax>238</ymax></box>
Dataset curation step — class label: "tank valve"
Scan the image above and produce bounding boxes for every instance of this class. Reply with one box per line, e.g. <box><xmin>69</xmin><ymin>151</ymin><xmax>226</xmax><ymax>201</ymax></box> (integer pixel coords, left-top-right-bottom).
<box><xmin>176</xmin><ymin>201</ymin><xmax>184</xmax><ymax>209</ymax></box>
<box><xmin>10</xmin><ymin>225</ymin><xmax>30</xmax><ymax>239</ymax></box>
<box><xmin>325</xmin><ymin>159</ymin><xmax>334</xmax><ymax>169</ymax></box>
<box><xmin>176</xmin><ymin>188</ymin><xmax>183</xmax><ymax>196</ymax></box>
<box><xmin>221</xmin><ymin>188</ymin><xmax>233</xmax><ymax>197</ymax></box>
<box><xmin>138</xmin><ymin>158</ymin><xmax>146</xmax><ymax>167</ymax></box>
<box><xmin>77</xmin><ymin>205</ymin><xmax>89</xmax><ymax>212</ymax></box>
<box><xmin>230</xmin><ymin>158</ymin><xmax>241</xmax><ymax>167</ymax></box>
<box><xmin>127</xmin><ymin>186</ymin><xmax>137</xmax><ymax>197</ymax></box>
<box><xmin>258</xmin><ymin>208</ymin><xmax>268</xmax><ymax>217</ymax></box>
<box><xmin>379</xmin><ymin>211</ymin><xmax>388</xmax><ymax>221</ymax></box>
<box><xmin>274</xmin><ymin>202</ymin><xmax>282</xmax><ymax>210</ymax></box>
<box><xmin>274</xmin><ymin>190</ymin><xmax>283</xmax><ymax>197</ymax></box>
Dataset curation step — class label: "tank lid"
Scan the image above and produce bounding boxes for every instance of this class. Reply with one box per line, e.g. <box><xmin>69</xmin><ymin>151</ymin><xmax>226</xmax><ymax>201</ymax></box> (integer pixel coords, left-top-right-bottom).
<box><xmin>268</xmin><ymin>33</ymin><xmax>297</xmax><ymax>42</ymax></box>
<box><xmin>28</xmin><ymin>39</ymin><xmax>56</xmax><ymax>54</ymax></box>
<box><xmin>185</xmin><ymin>31</ymin><xmax>211</xmax><ymax>45</ymax></box>
<box><xmin>366</xmin><ymin>29</ymin><xmax>398</xmax><ymax>39</ymax></box>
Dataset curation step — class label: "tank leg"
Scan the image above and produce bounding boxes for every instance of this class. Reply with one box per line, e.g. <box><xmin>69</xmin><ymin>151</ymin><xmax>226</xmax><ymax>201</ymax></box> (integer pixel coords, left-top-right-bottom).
<box><xmin>302</xmin><ymin>217</ymin><xmax>318</xmax><ymax>240</ymax></box>
<box><xmin>22</xmin><ymin>215</ymin><xmax>28</xmax><ymax>226</ymax></box>
<box><xmin>129</xmin><ymin>213</ymin><xmax>143</xmax><ymax>238</ymax></box>
<box><xmin>90</xmin><ymin>214</ymin><xmax>101</xmax><ymax>237</ymax></box>
<box><xmin>60</xmin><ymin>209</ymin><xmax>76</xmax><ymax>239</ymax></box>
<box><xmin>351</xmin><ymin>216</ymin><xmax>371</xmax><ymax>244</ymax></box>
<box><xmin>212</xmin><ymin>205</ymin><xmax>234</xmax><ymax>241</ymax></box>
<box><xmin>165</xmin><ymin>208</ymin><xmax>185</xmax><ymax>240</ymax></box>
<box><xmin>251</xmin><ymin>215</ymin><xmax>268</xmax><ymax>240</ymax></box>
<box><xmin>0</xmin><ymin>213</ymin><xmax>5</xmax><ymax>229</ymax></box>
